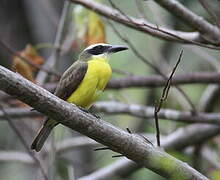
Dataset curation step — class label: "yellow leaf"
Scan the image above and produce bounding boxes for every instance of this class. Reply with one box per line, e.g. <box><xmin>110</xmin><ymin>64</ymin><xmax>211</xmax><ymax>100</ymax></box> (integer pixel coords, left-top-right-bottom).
<box><xmin>85</xmin><ymin>11</ymin><xmax>106</xmax><ymax>46</ymax></box>
<box><xmin>73</xmin><ymin>0</ymin><xmax>106</xmax><ymax>48</ymax></box>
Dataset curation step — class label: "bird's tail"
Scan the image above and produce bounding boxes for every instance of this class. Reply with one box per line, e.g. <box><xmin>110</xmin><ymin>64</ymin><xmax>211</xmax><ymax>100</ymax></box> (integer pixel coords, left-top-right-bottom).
<box><xmin>31</xmin><ymin>118</ymin><xmax>58</xmax><ymax>152</ymax></box>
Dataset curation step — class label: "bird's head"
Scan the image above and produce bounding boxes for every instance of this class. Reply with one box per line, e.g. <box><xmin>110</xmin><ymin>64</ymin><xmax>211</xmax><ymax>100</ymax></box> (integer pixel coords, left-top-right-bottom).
<box><xmin>79</xmin><ymin>43</ymin><xmax>128</xmax><ymax>62</ymax></box>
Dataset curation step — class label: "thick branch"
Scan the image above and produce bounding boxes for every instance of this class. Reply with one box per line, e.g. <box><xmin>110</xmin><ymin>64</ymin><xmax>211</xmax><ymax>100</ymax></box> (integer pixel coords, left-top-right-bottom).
<box><xmin>80</xmin><ymin>123</ymin><xmax>220</xmax><ymax>179</ymax></box>
<box><xmin>154</xmin><ymin>0</ymin><xmax>220</xmax><ymax>44</ymax></box>
<box><xmin>107</xmin><ymin>72</ymin><xmax>220</xmax><ymax>89</ymax></box>
<box><xmin>0</xmin><ymin>65</ymin><xmax>208</xmax><ymax>179</ymax></box>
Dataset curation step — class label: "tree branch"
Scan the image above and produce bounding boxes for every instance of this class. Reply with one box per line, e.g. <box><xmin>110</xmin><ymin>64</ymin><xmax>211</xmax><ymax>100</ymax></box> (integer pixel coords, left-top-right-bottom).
<box><xmin>107</xmin><ymin>72</ymin><xmax>220</xmax><ymax>89</ymax></box>
<box><xmin>80</xmin><ymin>123</ymin><xmax>220</xmax><ymax>179</ymax></box>
<box><xmin>154</xmin><ymin>0</ymin><xmax>220</xmax><ymax>44</ymax></box>
<box><xmin>69</xmin><ymin>0</ymin><xmax>203</xmax><ymax>44</ymax></box>
<box><xmin>2</xmin><ymin>71</ymin><xmax>220</xmax><ymax>100</ymax></box>
<box><xmin>93</xmin><ymin>101</ymin><xmax>220</xmax><ymax>125</ymax></box>
<box><xmin>0</xmin><ymin>65</ymin><xmax>208</xmax><ymax>179</ymax></box>
<box><xmin>3</xmin><ymin>101</ymin><xmax>220</xmax><ymax>125</ymax></box>
<box><xmin>0</xmin><ymin>151</ymin><xmax>34</xmax><ymax>164</ymax></box>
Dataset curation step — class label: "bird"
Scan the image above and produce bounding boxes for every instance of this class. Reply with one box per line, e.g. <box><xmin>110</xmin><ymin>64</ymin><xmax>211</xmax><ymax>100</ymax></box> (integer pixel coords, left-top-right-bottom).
<box><xmin>31</xmin><ymin>43</ymin><xmax>128</xmax><ymax>152</ymax></box>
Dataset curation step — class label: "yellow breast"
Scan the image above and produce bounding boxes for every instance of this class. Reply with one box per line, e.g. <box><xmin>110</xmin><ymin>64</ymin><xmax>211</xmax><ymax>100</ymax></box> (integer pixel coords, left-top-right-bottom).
<box><xmin>67</xmin><ymin>58</ymin><xmax>112</xmax><ymax>108</ymax></box>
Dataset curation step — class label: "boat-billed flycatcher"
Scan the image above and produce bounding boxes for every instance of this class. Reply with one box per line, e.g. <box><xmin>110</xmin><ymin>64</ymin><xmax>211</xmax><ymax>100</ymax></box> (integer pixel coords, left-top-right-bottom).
<box><xmin>31</xmin><ymin>43</ymin><xmax>128</xmax><ymax>152</ymax></box>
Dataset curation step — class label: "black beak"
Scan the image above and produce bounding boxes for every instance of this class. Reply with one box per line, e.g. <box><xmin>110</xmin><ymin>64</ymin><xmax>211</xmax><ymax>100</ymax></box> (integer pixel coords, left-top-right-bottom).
<box><xmin>107</xmin><ymin>45</ymin><xmax>128</xmax><ymax>53</ymax></box>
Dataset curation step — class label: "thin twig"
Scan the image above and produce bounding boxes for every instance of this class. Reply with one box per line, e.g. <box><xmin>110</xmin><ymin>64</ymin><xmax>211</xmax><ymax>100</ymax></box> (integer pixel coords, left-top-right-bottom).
<box><xmin>126</xmin><ymin>127</ymin><xmax>132</xmax><ymax>134</ymax></box>
<box><xmin>126</xmin><ymin>127</ymin><xmax>153</xmax><ymax>145</ymax></box>
<box><xmin>94</xmin><ymin>147</ymin><xmax>110</xmax><ymax>151</ymax></box>
<box><xmin>108</xmin><ymin>20</ymin><xmax>197</xmax><ymax>112</ymax></box>
<box><xmin>154</xmin><ymin>50</ymin><xmax>183</xmax><ymax>146</ymax></box>
<box><xmin>112</xmin><ymin>154</ymin><xmax>124</xmax><ymax>158</ymax></box>
<box><xmin>138</xmin><ymin>134</ymin><xmax>154</xmax><ymax>146</ymax></box>
<box><xmin>0</xmin><ymin>104</ymin><xmax>48</xmax><ymax>180</ymax></box>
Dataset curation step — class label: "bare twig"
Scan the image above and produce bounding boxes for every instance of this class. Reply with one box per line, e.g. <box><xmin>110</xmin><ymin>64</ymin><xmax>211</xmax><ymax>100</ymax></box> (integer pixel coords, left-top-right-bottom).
<box><xmin>93</xmin><ymin>101</ymin><xmax>220</xmax><ymax>125</ymax></box>
<box><xmin>154</xmin><ymin>51</ymin><xmax>182</xmax><ymax>146</ymax></box>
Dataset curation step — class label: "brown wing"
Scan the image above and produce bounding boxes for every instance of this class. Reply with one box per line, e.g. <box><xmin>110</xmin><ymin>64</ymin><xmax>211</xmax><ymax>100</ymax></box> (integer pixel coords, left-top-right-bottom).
<box><xmin>54</xmin><ymin>61</ymin><xmax>88</xmax><ymax>100</ymax></box>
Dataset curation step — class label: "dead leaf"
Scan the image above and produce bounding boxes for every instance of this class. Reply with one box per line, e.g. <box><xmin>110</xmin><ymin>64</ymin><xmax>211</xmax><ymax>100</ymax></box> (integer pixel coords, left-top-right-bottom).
<box><xmin>12</xmin><ymin>44</ymin><xmax>44</xmax><ymax>82</ymax></box>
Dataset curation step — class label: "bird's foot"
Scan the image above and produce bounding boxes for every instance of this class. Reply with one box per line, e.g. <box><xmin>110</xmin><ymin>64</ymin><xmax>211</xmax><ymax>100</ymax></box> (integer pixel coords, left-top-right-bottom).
<box><xmin>79</xmin><ymin>107</ymin><xmax>101</xmax><ymax>119</ymax></box>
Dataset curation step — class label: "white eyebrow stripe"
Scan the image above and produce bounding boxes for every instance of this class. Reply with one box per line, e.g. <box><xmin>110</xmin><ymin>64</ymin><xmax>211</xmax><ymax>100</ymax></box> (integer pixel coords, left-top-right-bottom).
<box><xmin>84</xmin><ymin>43</ymin><xmax>110</xmax><ymax>51</ymax></box>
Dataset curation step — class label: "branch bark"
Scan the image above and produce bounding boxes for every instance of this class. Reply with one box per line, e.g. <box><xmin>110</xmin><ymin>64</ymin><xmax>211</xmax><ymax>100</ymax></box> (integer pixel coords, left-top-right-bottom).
<box><xmin>0</xmin><ymin>65</ymin><xmax>208</xmax><ymax>179</ymax></box>
<box><xmin>70</xmin><ymin>0</ymin><xmax>203</xmax><ymax>44</ymax></box>
<box><xmin>154</xmin><ymin>0</ymin><xmax>220</xmax><ymax>44</ymax></box>
<box><xmin>79</xmin><ymin>123</ymin><xmax>220</xmax><ymax>179</ymax></box>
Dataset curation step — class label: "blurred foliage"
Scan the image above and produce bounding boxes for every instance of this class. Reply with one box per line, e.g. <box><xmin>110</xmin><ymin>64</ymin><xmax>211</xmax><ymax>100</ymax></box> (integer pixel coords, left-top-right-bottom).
<box><xmin>11</xmin><ymin>44</ymin><xmax>44</xmax><ymax>82</ymax></box>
